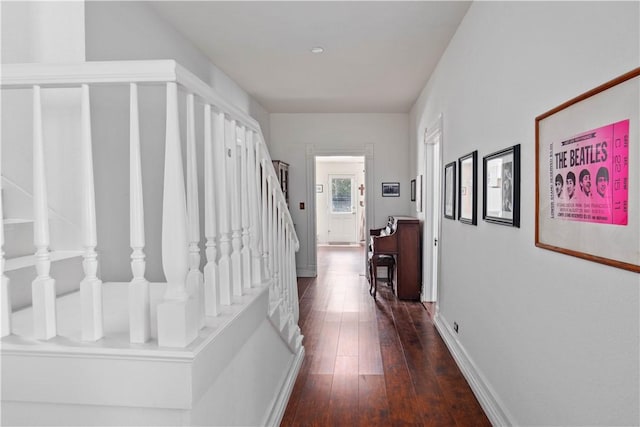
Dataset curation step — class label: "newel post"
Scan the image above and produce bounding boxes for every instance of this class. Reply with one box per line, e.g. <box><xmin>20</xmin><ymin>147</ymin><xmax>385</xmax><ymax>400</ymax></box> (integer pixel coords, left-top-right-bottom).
<box><xmin>157</xmin><ymin>82</ymin><xmax>198</xmax><ymax>348</ymax></box>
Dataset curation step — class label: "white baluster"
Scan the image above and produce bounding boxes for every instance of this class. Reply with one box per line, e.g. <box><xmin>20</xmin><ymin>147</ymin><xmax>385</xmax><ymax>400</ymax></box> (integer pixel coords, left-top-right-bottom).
<box><xmin>290</xmin><ymin>231</ymin><xmax>299</xmax><ymax>323</ymax></box>
<box><xmin>272</xmin><ymin>196</ymin><xmax>280</xmax><ymax>298</ymax></box>
<box><xmin>260</xmin><ymin>156</ymin><xmax>270</xmax><ymax>280</ymax></box>
<box><xmin>215</xmin><ymin>113</ymin><xmax>232</xmax><ymax>305</ymax></box>
<box><xmin>203</xmin><ymin>104</ymin><xmax>220</xmax><ymax>316</ymax></box>
<box><xmin>246</xmin><ymin>131</ymin><xmax>262</xmax><ymax>287</ymax></box>
<box><xmin>128</xmin><ymin>83</ymin><xmax>150</xmax><ymax>344</ymax></box>
<box><xmin>185</xmin><ymin>93</ymin><xmax>205</xmax><ymax>328</ymax></box>
<box><xmin>157</xmin><ymin>82</ymin><xmax>198</xmax><ymax>348</ymax></box>
<box><xmin>227</xmin><ymin>120</ymin><xmax>243</xmax><ymax>297</ymax></box>
<box><xmin>1</xmin><ymin>162</ymin><xmax>11</xmax><ymax>337</ymax></box>
<box><xmin>239</xmin><ymin>126</ymin><xmax>251</xmax><ymax>291</ymax></box>
<box><xmin>285</xmin><ymin>224</ymin><xmax>292</xmax><ymax>315</ymax></box>
<box><xmin>267</xmin><ymin>177</ymin><xmax>275</xmax><ymax>285</ymax></box>
<box><xmin>31</xmin><ymin>85</ymin><xmax>57</xmax><ymax>340</ymax></box>
<box><xmin>80</xmin><ymin>84</ymin><xmax>103</xmax><ymax>342</ymax></box>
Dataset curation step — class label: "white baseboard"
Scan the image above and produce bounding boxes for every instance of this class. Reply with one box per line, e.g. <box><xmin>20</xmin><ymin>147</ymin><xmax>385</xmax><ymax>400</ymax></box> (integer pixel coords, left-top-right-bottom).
<box><xmin>296</xmin><ymin>268</ymin><xmax>316</xmax><ymax>278</ymax></box>
<box><xmin>434</xmin><ymin>312</ymin><xmax>515</xmax><ymax>427</ymax></box>
<box><xmin>263</xmin><ymin>345</ymin><xmax>305</xmax><ymax>427</ymax></box>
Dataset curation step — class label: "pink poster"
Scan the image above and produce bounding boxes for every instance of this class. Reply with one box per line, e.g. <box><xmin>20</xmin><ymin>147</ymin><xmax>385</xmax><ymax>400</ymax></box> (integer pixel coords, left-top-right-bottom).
<box><xmin>549</xmin><ymin>119</ymin><xmax>629</xmax><ymax>225</ymax></box>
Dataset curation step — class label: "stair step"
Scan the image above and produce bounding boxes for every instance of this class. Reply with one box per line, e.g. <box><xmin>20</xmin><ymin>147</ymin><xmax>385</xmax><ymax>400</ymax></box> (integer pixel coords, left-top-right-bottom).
<box><xmin>5</xmin><ymin>250</ymin><xmax>83</xmax><ymax>271</ymax></box>
<box><xmin>6</xmin><ymin>250</ymin><xmax>84</xmax><ymax>311</ymax></box>
<box><xmin>3</xmin><ymin>218</ymin><xmax>34</xmax><ymax>259</ymax></box>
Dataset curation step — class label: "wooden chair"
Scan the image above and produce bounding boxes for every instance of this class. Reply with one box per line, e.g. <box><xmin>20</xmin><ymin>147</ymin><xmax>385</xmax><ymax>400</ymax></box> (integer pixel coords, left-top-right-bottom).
<box><xmin>367</xmin><ymin>220</ymin><xmax>397</xmax><ymax>298</ymax></box>
<box><xmin>368</xmin><ymin>252</ymin><xmax>395</xmax><ymax>298</ymax></box>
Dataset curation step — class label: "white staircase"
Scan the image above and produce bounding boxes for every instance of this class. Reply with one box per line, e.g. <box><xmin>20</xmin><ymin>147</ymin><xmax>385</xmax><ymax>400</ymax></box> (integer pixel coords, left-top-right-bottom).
<box><xmin>0</xmin><ymin>60</ymin><xmax>304</xmax><ymax>426</ymax></box>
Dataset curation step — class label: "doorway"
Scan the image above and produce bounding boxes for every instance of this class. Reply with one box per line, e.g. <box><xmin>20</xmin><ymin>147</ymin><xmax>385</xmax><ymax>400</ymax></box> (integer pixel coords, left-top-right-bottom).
<box><xmin>315</xmin><ymin>156</ymin><xmax>365</xmax><ymax>246</ymax></box>
<box><xmin>422</xmin><ymin>115</ymin><xmax>443</xmax><ymax>302</ymax></box>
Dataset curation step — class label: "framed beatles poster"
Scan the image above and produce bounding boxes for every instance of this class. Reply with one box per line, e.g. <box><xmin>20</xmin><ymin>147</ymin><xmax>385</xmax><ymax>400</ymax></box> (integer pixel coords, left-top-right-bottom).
<box><xmin>535</xmin><ymin>67</ymin><xmax>640</xmax><ymax>272</ymax></box>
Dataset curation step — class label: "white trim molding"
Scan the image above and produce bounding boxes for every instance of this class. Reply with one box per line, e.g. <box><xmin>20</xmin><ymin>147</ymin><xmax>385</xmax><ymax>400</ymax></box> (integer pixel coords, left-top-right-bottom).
<box><xmin>434</xmin><ymin>311</ymin><xmax>515</xmax><ymax>427</ymax></box>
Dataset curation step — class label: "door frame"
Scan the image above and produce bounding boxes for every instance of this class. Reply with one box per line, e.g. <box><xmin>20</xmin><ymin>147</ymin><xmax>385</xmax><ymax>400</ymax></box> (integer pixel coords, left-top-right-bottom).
<box><xmin>422</xmin><ymin>114</ymin><xmax>443</xmax><ymax>303</ymax></box>
<box><xmin>306</xmin><ymin>144</ymin><xmax>374</xmax><ymax>277</ymax></box>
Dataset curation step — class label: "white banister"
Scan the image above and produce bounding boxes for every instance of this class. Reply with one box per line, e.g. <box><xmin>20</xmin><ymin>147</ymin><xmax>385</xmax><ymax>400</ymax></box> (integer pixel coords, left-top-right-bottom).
<box><xmin>1</xmin><ymin>61</ymin><xmax>301</xmax><ymax>348</ymax></box>
<box><xmin>227</xmin><ymin>119</ymin><xmax>243</xmax><ymax>298</ymax></box>
<box><xmin>215</xmin><ymin>112</ymin><xmax>232</xmax><ymax>306</ymax></box>
<box><xmin>128</xmin><ymin>83</ymin><xmax>150</xmax><ymax>344</ymax></box>
<box><xmin>1</xmin><ymin>161</ymin><xmax>10</xmax><ymax>337</ymax></box>
<box><xmin>239</xmin><ymin>126</ymin><xmax>252</xmax><ymax>292</ymax></box>
<box><xmin>157</xmin><ymin>82</ymin><xmax>198</xmax><ymax>348</ymax></box>
<box><xmin>31</xmin><ymin>85</ymin><xmax>57</xmax><ymax>340</ymax></box>
<box><xmin>80</xmin><ymin>84</ymin><xmax>103</xmax><ymax>342</ymax></box>
<box><xmin>203</xmin><ymin>104</ymin><xmax>220</xmax><ymax>316</ymax></box>
<box><xmin>185</xmin><ymin>93</ymin><xmax>205</xmax><ymax>328</ymax></box>
<box><xmin>247</xmin><ymin>130</ymin><xmax>262</xmax><ymax>287</ymax></box>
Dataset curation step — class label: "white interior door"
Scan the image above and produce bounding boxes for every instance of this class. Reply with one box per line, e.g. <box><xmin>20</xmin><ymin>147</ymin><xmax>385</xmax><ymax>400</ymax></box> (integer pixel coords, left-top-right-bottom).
<box><xmin>327</xmin><ymin>174</ymin><xmax>357</xmax><ymax>243</ymax></box>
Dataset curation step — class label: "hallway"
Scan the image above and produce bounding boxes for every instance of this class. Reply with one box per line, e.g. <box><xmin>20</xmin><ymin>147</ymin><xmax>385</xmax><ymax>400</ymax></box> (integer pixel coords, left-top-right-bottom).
<box><xmin>281</xmin><ymin>245</ymin><xmax>491</xmax><ymax>426</ymax></box>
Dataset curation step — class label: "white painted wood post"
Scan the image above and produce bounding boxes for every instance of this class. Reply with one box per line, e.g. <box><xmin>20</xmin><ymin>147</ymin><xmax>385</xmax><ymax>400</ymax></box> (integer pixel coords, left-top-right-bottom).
<box><xmin>80</xmin><ymin>84</ymin><xmax>103</xmax><ymax>342</ymax></box>
<box><xmin>203</xmin><ymin>104</ymin><xmax>220</xmax><ymax>316</ymax></box>
<box><xmin>185</xmin><ymin>93</ymin><xmax>205</xmax><ymax>328</ymax></box>
<box><xmin>215</xmin><ymin>112</ymin><xmax>232</xmax><ymax>305</ymax></box>
<box><xmin>0</xmin><ymin>160</ymin><xmax>11</xmax><ymax>337</ymax></box>
<box><xmin>227</xmin><ymin>120</ymin><xmax>243</xmax><ymax>297</ymax></box>
<box><xmin>157</xmin><ymin>82</ymin><xmax>198</xmax><ymax>348</ymax></box>
<box><xmin>128</xmin><ymin>83</ymin><xmax>150</xmax><ymax>344</ymax></box>
<box><xmin>239</xmin><ymin>126</ymin><xmax>252</xmax><ymax>292</ymax></box>
<box><xmin>31</xmin><ymin>85</ymin><xmax>57</xmax><ymax>340</ymax></box>
<box><xmin>261</xmin><ymin>155</ymin><xmax>271</xmax><ymax>281</ymax></box>
<box><xmin>267</xmin><ymin>176</ymin><xmax>276</xmax><ymax>284</ymax></box>
<box><xmin>290</xmin><ymin>230</ymin><xmax>300</xmax><ymax>323</ymax></box>
<box><xmin>246</xmin><ymin>130</ymin><xmax>262</xmax><ymax>287</ymax></box>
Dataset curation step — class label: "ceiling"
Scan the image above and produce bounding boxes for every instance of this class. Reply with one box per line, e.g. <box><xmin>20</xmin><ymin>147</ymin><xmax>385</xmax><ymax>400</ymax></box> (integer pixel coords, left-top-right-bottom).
<box><xmin>151</xmin><ymin>1</ymin><xmax>471</xmax><ymax>114</ymax></box>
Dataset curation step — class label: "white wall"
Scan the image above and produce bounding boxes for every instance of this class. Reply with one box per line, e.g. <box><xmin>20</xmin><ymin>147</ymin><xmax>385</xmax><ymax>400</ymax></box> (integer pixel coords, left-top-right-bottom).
<box><xmin>411</xmin><ymin>2</ymin><xmax>639</xmax><ymax>425</ymax></box>
<box><xmin>315</xmin><ymin>160</ymin><xmax>365</xmax><ymax>244</ymax></box>
<box><xmin>269</xmin><ymin>114</ymin><xmax>410</xmax><ymax>276</ymax></box>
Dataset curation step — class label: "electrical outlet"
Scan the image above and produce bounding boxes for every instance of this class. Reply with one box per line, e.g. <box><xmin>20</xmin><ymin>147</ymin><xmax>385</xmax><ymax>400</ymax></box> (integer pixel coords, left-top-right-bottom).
<box><xmin>453</xmin><ymin>322</ymin><xmax>459</xmax><ymax>333</ymax></box>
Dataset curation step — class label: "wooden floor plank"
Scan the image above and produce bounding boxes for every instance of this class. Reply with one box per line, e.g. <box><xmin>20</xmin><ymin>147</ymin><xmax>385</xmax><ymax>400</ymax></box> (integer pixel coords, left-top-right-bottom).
<box><xmin>282</xmin><ymin>245</ymin><xmax>490</xmax><ymax>427</ymax></box>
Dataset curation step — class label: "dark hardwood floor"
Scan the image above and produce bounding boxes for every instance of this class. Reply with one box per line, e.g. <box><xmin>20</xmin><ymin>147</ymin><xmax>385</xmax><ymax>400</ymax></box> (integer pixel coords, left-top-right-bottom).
<box><xmin>281</xmin><ymin>245</ymin><xmax>491</xmax><ymax>427</ymax></box>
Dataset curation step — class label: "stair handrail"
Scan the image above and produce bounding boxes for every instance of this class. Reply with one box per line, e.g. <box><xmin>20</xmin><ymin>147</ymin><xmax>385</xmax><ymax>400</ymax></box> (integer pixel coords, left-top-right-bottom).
<box><xmin>0</xmin><ymin>60</ymin><xmax>298</xmax><ymax>250</ymax></box>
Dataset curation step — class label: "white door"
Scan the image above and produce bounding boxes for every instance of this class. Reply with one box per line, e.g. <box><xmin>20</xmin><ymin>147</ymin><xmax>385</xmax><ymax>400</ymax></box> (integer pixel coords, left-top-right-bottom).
<box><xmin>327</xmin><ymin>174</ymin><xmax>357</xmax><ymax>243</ymax></box>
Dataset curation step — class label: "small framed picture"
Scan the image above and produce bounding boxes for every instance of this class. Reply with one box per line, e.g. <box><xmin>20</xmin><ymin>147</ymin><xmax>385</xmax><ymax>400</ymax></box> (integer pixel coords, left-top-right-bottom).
<box><xmin>444</xmin><ymin>162</ymin><xmax>456</xmax><ymax>219</ymax></box>
<box><xmin>316</xmin><ymin>184</ymin><xmax>323</xmax><ymax>193</ymax></box>
<box><xmin>483</xmin><ymin>144</ymin><xmax>520</xmax><ymax>227</ymax></box>
<box><xmin>410</xmin><ymin>179</ymin><xmax>416</xmax><ymax>201</ymax></box>
<box><xmin>458</xmin><ymin>151</ymin><xmax>478</xmax><ymax>225</ymax></box>
<box><xmin>382</xmin><ymin>182</ymin><xmax>400</xmax><ymax>197</ymax></box>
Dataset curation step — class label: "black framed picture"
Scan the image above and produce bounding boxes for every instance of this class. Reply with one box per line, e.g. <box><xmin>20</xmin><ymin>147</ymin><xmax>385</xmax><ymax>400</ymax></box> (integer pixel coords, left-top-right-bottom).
<box><xmin>444</xmin><ymin>162</ymin><xmax>456</xmax><ymax>219</ymax></box>
<box><xmin>382</xmin><ymin>182</ymin><xmax>400</xmax><ymax>197</ymax></box>
<box><xmin>410</xmin><ymin>179</ymin><xmax>416</xmax><ymax>201</ymax></box>
<box><xmin>458</xmin><ymin>151</ymin><xmax>478</xmax><ymax>225</ymax></box>
<box><xmin>483</xmin><ymin>144</ymin><xmax>521</xmax><ymax>227</ymax></box>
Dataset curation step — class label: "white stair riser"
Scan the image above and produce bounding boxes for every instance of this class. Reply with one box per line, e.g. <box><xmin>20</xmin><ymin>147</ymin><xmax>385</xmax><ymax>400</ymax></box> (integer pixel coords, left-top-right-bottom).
<box><xmin>6</xmin><ymin>256</ymin><xmax>83</xmax><ymax>310</ymax></box>
<box><xmin>4</xmin><ymin>221</ymin><xmax>34</xmax><ymax>259</ymax></box>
